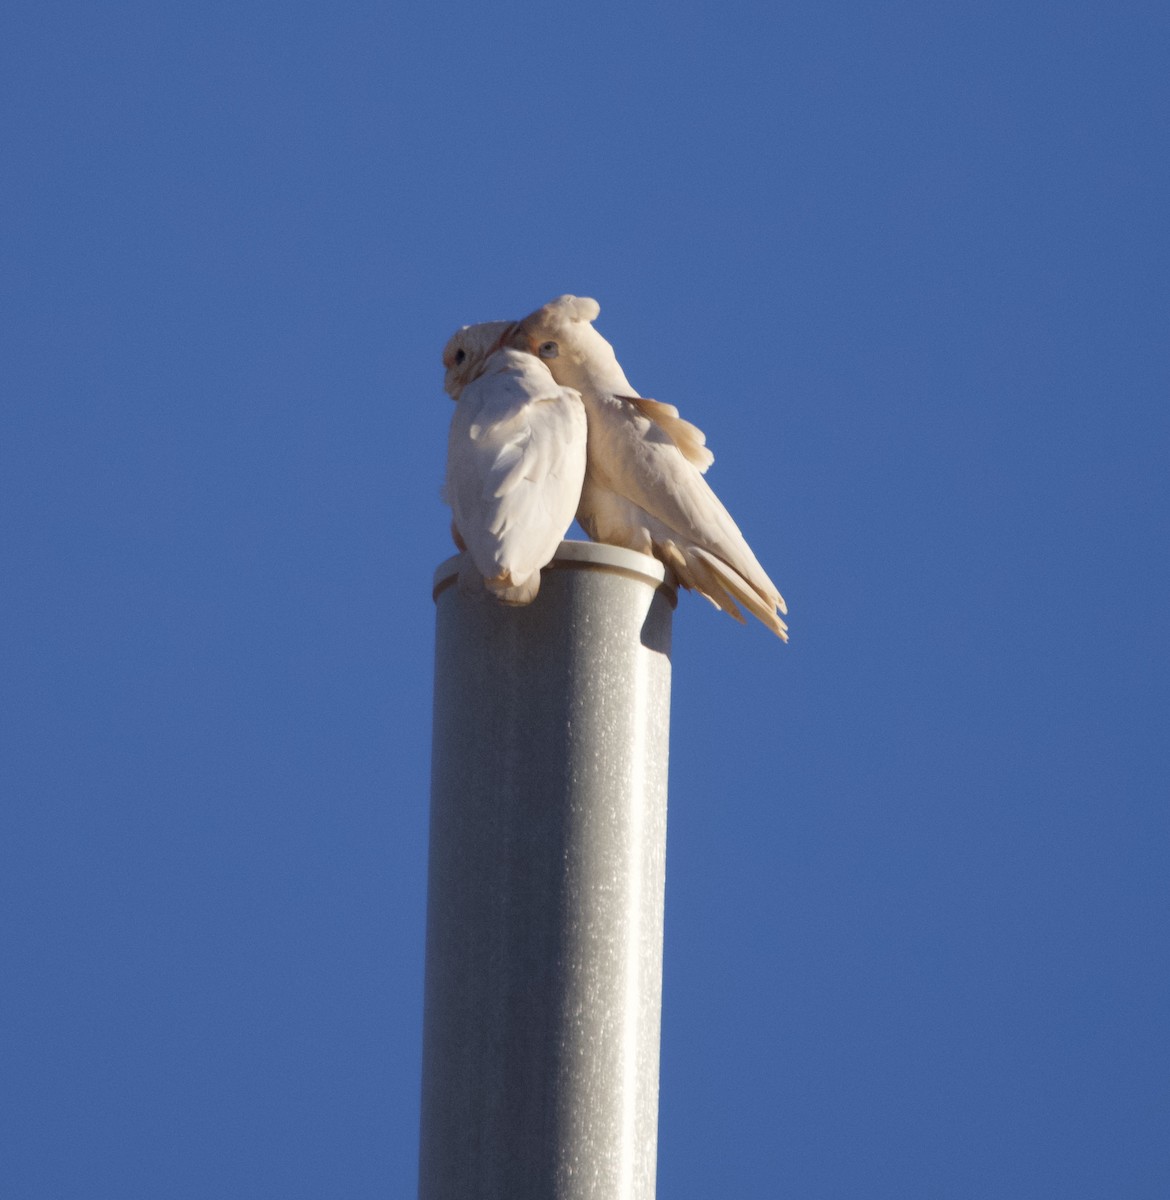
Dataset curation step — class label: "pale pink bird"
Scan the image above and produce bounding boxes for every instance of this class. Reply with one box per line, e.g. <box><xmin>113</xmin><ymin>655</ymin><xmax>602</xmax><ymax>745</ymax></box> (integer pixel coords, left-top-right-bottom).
<box><xmin>441</xmin><ymin>323</ymin><xmax>586</xmax><ymax>605</ymax></box>
<box><xmin>511</xmin><ymin>295</ymin><xmax>788</xmax><ymax>638</ymax></box>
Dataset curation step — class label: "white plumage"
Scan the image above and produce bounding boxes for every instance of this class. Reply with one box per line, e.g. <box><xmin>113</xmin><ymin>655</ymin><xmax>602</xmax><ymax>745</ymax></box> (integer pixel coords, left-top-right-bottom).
<box><xmin>511</xmin><ymin>295</ymin><xmax>788</xmax><ymax>639</ymax></box>
<box><xmin>441</xmin><ymin>325</ymin><xmax>586</xmax><ymax>605</ymax></box>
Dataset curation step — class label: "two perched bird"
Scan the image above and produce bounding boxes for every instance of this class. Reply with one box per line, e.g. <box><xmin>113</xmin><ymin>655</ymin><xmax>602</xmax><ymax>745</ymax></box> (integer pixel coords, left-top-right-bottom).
<box><xmin>441</xmin><ymin>295</ymin><xmax>788</xmax><ymax>640</ymax></box>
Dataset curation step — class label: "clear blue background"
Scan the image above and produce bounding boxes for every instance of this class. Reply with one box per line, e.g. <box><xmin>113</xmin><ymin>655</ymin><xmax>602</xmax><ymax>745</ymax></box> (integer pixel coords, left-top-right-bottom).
<box><xmin>3</xmin><ymin>2</ymin><xmax>1168</xmax><ymax>1196</ymax></box>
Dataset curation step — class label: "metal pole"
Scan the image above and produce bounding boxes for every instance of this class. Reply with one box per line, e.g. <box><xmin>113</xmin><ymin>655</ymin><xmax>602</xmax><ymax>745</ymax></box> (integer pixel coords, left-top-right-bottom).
<box><xmin>419</xmin><ymin>541</ymin><xmax>675</xmax><ymax>1200</ymax></box>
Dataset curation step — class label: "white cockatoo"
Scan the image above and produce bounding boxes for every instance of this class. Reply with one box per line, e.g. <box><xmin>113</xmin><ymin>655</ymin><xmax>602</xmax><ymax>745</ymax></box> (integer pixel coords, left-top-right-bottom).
<box><xmin>441</xmin><ymin>322</ymin><xmax>587</xmax><ymax>605</ymax></box>
<box><xmin>510</xmin><ymin>295</ymin><xmax>788</xmax><ymax>639</ymax></box>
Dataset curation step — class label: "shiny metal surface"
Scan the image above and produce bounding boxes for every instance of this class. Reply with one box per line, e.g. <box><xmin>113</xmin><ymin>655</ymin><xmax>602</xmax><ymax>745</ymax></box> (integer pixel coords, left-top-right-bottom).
<box><xmin>420</xmin><ymin>541</ymin><xmax>675</xmax><ymax>1200</ymax></box>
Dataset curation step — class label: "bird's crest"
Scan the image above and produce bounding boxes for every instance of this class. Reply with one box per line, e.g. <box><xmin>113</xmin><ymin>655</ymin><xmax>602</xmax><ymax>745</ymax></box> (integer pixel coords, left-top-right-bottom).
<box><xmin>531</xmin><ymin>295</ymin><xmax>601</xmax><ymax>330</ymax></box>
<box><xmin>558</xmin><ymin>295</ymin><xmax>601</xmax><ymax>323</ymax></box>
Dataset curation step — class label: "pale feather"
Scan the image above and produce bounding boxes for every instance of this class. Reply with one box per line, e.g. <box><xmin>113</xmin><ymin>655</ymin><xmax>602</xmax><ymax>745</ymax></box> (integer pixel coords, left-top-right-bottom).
<box><xmin>445</xmin><ymin>348</ymin><xmax>586</xmax><ymax>604</ymax></box>
<box><xmin>621</xmin><ymin>395</ymin><xmax>715</xmax><ymax>472</ymax></box>
<box><xmin>514</xmin><ymin>295</ymin><xmax>788</xmax><ymax>637</ymax></box>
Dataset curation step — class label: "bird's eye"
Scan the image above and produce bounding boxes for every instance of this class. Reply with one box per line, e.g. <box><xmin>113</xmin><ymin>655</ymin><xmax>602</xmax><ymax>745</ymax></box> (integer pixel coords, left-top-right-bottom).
<box><xmin>453</xmin><ymin>349</ymin><xmax>466</xmax><ymax>365</ymax></box>
<box><xmin>538</xmin><ymin>341</ymin><xmax>559</xmax><ymax>359</ymax></box>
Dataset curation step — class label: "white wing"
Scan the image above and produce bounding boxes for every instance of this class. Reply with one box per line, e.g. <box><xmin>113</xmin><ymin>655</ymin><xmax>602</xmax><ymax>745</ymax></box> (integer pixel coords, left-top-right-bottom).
<box><xmin>445</xmin><ymin>348</ymin><xmax>587</xmax><ymax>604</ymax></box>
<box><xmin>579</xmin><ymin>390</ymin><xmax>788</xmax><ymax>635</ymax></box>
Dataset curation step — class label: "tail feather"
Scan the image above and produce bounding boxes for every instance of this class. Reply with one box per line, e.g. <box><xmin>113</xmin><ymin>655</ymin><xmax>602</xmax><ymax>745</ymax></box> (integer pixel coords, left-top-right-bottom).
<box><xmin>686</xmin><ymin>545</ymin><xmax>789</xmax><ymax>641</ymax></box>
<box><xmin>485</xmin><ymin>569</ymin><xmax>541</xmax><ymax>606</ymax></box>
<box><xmin>577</xmin><ymin>479</ymin><xmax>790</xmax><ymax>638</ymax></box>
<box><xmin>456</xmin><ymin>556</ymin><xmax>543</xmax><ymax>606</ymax></box>
<box><xmin>672</xmin><ymin>544</ymin><xmax>747</xmax><ymax>623</ymax></box>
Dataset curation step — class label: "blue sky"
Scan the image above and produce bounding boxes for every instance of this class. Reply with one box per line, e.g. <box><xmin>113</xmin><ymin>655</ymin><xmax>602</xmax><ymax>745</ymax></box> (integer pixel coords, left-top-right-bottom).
<box><xmin>3</xmin><ymin>1</ymin><xmax>1168</xmax><ymax>1196</ymax></box>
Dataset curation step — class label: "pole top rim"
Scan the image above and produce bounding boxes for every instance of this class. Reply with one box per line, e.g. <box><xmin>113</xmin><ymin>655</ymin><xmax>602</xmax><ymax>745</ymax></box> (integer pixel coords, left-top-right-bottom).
<box><xmin>433</xmin><ymin>540</ymin><xmax>676</xmax><ymax>602</ymax></box>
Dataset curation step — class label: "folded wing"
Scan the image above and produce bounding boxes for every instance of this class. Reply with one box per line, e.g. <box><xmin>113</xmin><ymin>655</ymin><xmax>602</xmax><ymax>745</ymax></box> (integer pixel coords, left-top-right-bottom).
<box><xmin>580</xmin><ymin>391</ymin><xmax>788</xmax><ymax>638</ymax></box>
<box><xmin>445</xmin><ymin>349</ymin><xmax>587</xmax><ymax>604</ymax></box>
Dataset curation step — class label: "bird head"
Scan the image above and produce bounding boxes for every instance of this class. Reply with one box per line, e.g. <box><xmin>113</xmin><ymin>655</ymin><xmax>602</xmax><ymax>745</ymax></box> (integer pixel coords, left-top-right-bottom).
<box><xmin>512</xmin><ymin>295</ymin><xmax>601</xmax><ymax>365</ymax></box>
<box><xmin>511</xmin><ymin>295</ymin><xmax>634</xmax><ymax>395</ymax></box>
<box><xmin>442</xmin><ymin>321</ymin><xmax>518</xmax><ymax>400</ymax></box>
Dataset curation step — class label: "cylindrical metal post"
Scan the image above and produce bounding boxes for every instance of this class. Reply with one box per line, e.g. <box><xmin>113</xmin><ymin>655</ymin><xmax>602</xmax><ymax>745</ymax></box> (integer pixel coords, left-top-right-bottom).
<box><xmin>419</xmin><ymin>541</ymin><xmax>675</xmax><ymax>1200</ymax></box>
